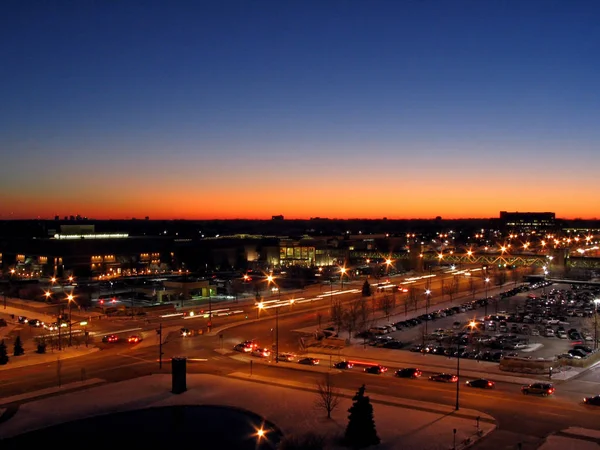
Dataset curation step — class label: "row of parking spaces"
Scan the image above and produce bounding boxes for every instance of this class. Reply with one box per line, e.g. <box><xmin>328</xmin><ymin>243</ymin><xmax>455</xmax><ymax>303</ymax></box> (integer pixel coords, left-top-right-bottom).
<box><xmin>372</xmin><ymin>282</ymin><xmax>598</xmax><ymax>361</ymax></box>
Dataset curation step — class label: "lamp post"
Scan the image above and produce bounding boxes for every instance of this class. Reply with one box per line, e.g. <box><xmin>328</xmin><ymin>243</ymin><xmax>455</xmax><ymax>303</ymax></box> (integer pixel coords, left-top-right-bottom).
<box><xmin>257</xmin><ymin>301</ymin><xmax>263</xmax><ymax>319</ymax></box>
<box><xmin>594</xmin><ymin>299</ymin><xmax>600</xmax><ymax>350</ymax></box>
<box><xmin>423</xmin><ymin>289</ymin><xmax>431</xmax><ymax>345</ymax></box>
<box><xmin>340</xmin><ymin>267</ymin><xmax>347</xmax><ymax>291</ymax></box>
<box><xmin>67</xmin><ymin>294</ymin><xmax>75</xmax><ymax>347</ymax></box>
<box><xmin>455</xmin><ymin>339</ymin><xmax>461</xmax><ymax>411</ymax></box>
<box><xmin>275</xmin><ymin>306</ymin><xmax>279</xmax><ymax>363</ymax></box>
<box><xmin>484</xmin><ymin>278</ymin><xmax>490</xmax><ymax>317</ymax></box>
<box><xmin>266</xmin><ymin>275</ymin><xmax>280</xmax><ymax>363</ymax></box>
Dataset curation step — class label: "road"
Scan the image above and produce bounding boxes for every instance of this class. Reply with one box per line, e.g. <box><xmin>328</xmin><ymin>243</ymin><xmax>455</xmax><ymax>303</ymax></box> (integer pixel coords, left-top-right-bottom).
<box><xmin>2</xmin><ymin>275</ymin><xmax>597</xmax><ymax>448</ymax></box>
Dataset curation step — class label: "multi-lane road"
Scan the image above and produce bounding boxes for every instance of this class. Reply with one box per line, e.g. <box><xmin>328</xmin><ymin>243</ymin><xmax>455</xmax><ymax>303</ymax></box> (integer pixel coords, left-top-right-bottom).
<box><xmin>2</xmin><ymin>273</ymin><xmax>600</xmax><ymax>449</ymax></box>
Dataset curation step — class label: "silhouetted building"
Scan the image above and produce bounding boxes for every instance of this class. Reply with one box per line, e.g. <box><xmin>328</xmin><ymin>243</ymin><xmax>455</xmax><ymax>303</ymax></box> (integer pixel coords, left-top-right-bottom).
<box><xmin>499</xmin><ymin>211</ymin><xmax>556</xmax><ymax>233</ymax></box>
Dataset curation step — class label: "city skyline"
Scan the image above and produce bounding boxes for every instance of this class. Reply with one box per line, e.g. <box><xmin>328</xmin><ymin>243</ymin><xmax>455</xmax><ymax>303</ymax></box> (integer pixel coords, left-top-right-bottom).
<box><xmin>1</xmin><ymin>1</ymin><xmax>599</xmax><ymax>220</ymax></box>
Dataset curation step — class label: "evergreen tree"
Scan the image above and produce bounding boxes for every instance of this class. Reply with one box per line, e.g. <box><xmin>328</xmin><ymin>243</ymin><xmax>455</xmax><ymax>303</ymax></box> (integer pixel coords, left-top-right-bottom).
<box><xmin>344</xmin><ymin>384</ymin><xmax>380</xmax><ymax>449</ymax></box>
<box><xmin>362</xmin><ymin>280</ymin><xmax>372</xmax><ymax>297</ymax></box>
<box><xmin>0</xmin><ymin>340</ymin><xmax>9</xmax><ymax>365</ymax></box>
<box><xmin>13</xmin><ymin>335</ymin><xmax>25</xmax><ymax>356</ymax></box>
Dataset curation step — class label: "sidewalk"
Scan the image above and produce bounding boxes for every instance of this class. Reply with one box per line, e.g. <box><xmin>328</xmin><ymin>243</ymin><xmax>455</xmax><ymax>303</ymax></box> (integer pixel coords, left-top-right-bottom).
<box><xmin>539</xmin><ymin>427</ymin><xmax>600</xmax><ymax>450</ymax></box>
<box><xmin>0</xmin><ymin>374</ymin><xmax>496</xmax><ymax>449</ymax></box>
<box><xmin>0</xmin><ymin>347</ymin><xmax>99</xmax><ymax>371</ymax></box>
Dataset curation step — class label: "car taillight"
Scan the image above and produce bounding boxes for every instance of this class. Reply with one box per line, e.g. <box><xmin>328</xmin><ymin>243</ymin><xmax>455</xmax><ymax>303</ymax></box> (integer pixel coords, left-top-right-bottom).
<box><xmin>548</xmin><ymin>389</ymin><xmax>553</xmax><ymax>393</ymax></box>
<box><xmin>488</xmin><ymin>382</ymin><xmax>493</xmax><ymax>386</ymax></box>
<box><xmin>584</xmin><ymin>398</ymin><xmax>588</xmax><ymax>402</ymax></box>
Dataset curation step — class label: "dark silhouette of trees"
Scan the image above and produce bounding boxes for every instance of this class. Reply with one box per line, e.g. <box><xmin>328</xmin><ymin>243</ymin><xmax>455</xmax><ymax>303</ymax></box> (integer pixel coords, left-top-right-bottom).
<box><xmin>13</xmin><ymin>335</ymin><xmax>24</xmax><ymax>356</ymax></box>
<box><xmin>344</xmin><ymin>384</ymin><xmax>380</xmax><ymax>448</ymax></box>
<box><xmin>0</xmin><ymin>340</ymin><xmax>9</xmax><ymax>364</ymax></box>
<box><xmin>361</xmin><ymin>280</ymin><xmax>371</xmax><ymax>297</ymax></box>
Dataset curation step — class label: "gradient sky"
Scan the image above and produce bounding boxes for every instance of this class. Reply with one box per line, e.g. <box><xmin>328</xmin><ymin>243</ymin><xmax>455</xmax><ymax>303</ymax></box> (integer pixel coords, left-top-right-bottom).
<box><xmin>1</xmin><ymin>1</ymin><xmax>599</xmax><ymax>220</ymax></box>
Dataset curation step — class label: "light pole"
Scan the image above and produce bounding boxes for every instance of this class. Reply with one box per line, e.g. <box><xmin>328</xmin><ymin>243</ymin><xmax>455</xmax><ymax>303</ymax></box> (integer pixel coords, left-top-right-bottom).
<box><xmin>340</xmin><ymin>267</ymin><xmax>347</xmax><ymax>291</ymax></box>
<box><xmin>422</xmin><ymin>289</ymin><xmax>431</xmax><ymax>346</ymax></box>
<box><xmin>67</xmin><ymin>294</ymin><xmax>75</xmax><ymax>347</ymax></box>
<box><xmin>484</xmin><ymin>277</ymin><xmax>490</xmax><ymax>317</ymax></box>
<box><xmin>257</xmin><ymin>301</ymin><xmax>264</xmax><ymax>319</ymax></box>
<box><xmin>275</xmin><ymin>306</ymin><xmax>279</xmax><ymax>363</ymax></box>
<box><xmin>594</xmin><ymin>299</ymin><xmax>600</xmax><ymax>350</ymax></box>
<box><xmin>455</xmin><ymin>339</ymin><xmax>461</xmax><ymax>411</ymax></box>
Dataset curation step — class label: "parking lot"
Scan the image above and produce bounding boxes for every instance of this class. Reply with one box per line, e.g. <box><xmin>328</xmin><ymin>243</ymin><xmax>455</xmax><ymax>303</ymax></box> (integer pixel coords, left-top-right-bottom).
<box><xmin>362</xmin><ymin>281</ymin><xmax>600</xmax><ymax>364</ymax></box>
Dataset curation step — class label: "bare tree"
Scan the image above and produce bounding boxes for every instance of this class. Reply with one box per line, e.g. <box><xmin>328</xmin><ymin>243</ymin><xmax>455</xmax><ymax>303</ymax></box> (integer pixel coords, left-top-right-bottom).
<box><xmin>379</xmin><ymin>295</ymin><xmax>394</xmax><ymax>321</ymax></box>
<box><xmin>443</xmin><ymin>276</ymin><xmax>460</xmax><ymax>303</ymax></box>
<box><xmin>330</xmin><ymin>299</ymin><xmax>344</xmax><ymax>333</ymax></box>
<box><xmin>314</xmin><ymin>374</ymin><xmax>341</xmax><ymax>419</ymax></box>
<box><xmin>355</xmin><ymin>297</ymin><xmax>371</xmax><ymax>333</ymax></box>
<box><xmin>409</xmin><ymin>287</ymin><xmax>419</xmax><ymax>311</ymax></box>
<box><xmin>468</xmin><ymin>276</ymin><xmax>476</xmax><ymax>298</ymax></box>
<box><xmin>342</xmin><ymin>301</ymin><xmax>360</xmax><ymax>339</ymax></box>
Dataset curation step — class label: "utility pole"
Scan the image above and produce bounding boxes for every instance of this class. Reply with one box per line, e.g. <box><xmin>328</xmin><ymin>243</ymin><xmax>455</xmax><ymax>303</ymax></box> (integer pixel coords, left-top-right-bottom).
<box><xmin>57</xmin><ymin>309</ymin><xmax>62</xmax><ymax>351</ymax></box>
<box><xmin>158</xmin><ymin>323</ymin><xmax>163</xmax><ymax>369</ymax></box>
<box><xmin>68</xmin><ymin>300</ymin><xmax>72</xmax><ymax>347</ymax></box>
<box><xmin>455</xmin><ymin>341</ymin><xmax>461</xmax><ymax>411</ymax></box>
<box><xmin>275</xmin><ymin>307</ymin><xmax>279</xmax><ymax>363</ymax></box>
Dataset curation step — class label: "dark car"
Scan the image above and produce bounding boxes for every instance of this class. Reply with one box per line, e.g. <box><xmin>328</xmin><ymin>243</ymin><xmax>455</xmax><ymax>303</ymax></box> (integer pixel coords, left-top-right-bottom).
<box><xmin>573</xmin><ymin>345</ymin><xmax>593</xmax><ymax>353</ymax></box>
<box><xmin>364</xmin><ymin>365</ymin><xmax>387</xmax><ymax>374</ymax></box>
<box><xmin>395</xmin><ymin>368</ymin><xmax>422</xmax><ymax>379</ymax></box>
<box><xmin>429</xmin><ymin>373</ymin><xmax>458</xmax><ymax>383</ymax></box>
<box><xmin>180</xmin><ymin>328</ymin><xmax>191</xmax><ymax>337</ymax></box>
<box><xmin>28</xmin><ymin>319</ymin><xmax>43</xmax><ymax>327</ymax></box>
<box><xmin>18</xmin><ymin>316</ymin><xmax>28</xmax><ymax>324</ymax></box>
<box><xmin>298</xmin><ymin>357</ymin><xmax>320</xmax><ymax>365</ymax></box>
<box><xmin>521</xmin><ymin>383</ymin><xmax>555</xmax><ymax>396</ymax></box>
<box><xmin>465</xmin><ymin>379</ymin><xmax>495</xmax><ymax>389</ymax></box>
<box><xmin>334</xmin><ymin>361</ymin><xmax>354</xmax><ymax>369</ymax></box>
<box><xmin>569</xmin><ymin>349</ymin><xmax>588</xmax><ymax>358</ymax></box>
<box><xmin>583</xmin><ymin>395</ymin><xmax>600</xmax><ymax>406</ymax></box>
<box><xmin>382</xmin><ymin>340</ymin><xmax>404</xmax><ymax>349</ymax></box>
<box><xmin>102</xmin><ymin>334</ymin><xmax>119</xmax><ymax>343</ymax></box>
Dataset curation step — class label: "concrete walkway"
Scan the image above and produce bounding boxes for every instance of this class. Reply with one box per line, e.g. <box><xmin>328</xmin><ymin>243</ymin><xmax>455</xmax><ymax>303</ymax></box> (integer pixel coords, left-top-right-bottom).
<box><xmin>539</xmin><ymin>427</ymin><xmax>600</xmax><ymax>450</ymax></box>
<box><xmin>0</xmin><ymin>373</ymin><xmax>495</xmax><ymax>449</ymax></box>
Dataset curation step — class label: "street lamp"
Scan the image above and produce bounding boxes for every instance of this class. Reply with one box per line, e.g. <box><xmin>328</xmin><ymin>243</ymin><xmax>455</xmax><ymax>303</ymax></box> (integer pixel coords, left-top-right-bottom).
<box><xmin>424</xmin><ymin>289</ymin><xmax>431</xmax><ymax>341</ymax></box>
<box><xmin>67</xmin><ymin>294</ymin><xmax>76</xmax><ymax>347</ymax></box>
<box><xmin>456</xmin><ymin>338</ymin><xmax>462</xmax><ymax>411</ymax></box>
<box><xmin>257</xmin><ymin>301</ymin><xmax>264</xmax><ymax>319</ymax></box>
<box><xmin>484</xmin><ymin>278</ymin><xmax>490</xmax><ymax>317</ymax></box>
<box><xmin>340</xmin><ymin>267</ymin><xmax>347</xmax><ymax>291</ymax></box>
<box><xmin>594</xmin><ymin>299</ymin><xmax>600</xmax><ymax>350</ymax></box>
<box><xmin>266</xmin><ymin>275</ymin><xmax>280</xmax><ymax>364</ymax></box>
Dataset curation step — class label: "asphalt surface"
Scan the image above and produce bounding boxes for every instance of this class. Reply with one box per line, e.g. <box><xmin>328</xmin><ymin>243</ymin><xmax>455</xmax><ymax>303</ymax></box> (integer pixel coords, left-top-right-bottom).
<box><xmin>1</xmin><ymin>276</ymin><xmax>599</xmax><ymax>449</ymax></box>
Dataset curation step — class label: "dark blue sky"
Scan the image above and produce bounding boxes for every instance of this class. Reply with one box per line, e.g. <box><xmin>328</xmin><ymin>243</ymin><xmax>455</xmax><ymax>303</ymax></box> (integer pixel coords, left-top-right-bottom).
<box><xmin>1</xmin><ymin>1</ymin><xmax>599</xmax><ymax>219</ymax></box>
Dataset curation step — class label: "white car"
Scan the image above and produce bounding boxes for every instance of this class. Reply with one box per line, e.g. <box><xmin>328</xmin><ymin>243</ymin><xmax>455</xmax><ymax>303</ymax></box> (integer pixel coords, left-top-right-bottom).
<box><xmin>530</xmin><ymin>329</ymin><xmax>540</xmax><ymax>336</ymax></box>
<box><xmin>557</xmin><ymin>330</ymin><xmax>567</xmax><ymax>339</ymax></box>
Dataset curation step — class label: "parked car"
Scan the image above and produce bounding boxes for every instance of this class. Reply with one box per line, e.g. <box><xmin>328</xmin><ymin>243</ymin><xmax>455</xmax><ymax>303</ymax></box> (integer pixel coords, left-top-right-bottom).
<box><xmin>429</xmin><ymin>373</ymin><xmax>458</xmax><ymax>383</ymax></box>
<box><xmin>395</xmin><ymin>368</ymin><xmax>422</xmax><ymax>379</ymax></box>
<box><xmin>521</xmin><ymin>383</ymin><xmax>555</xmax><ymax>396</ymax></box>
<box><xmin>465</xmin><ymin>379</ymin><xmax>495</xmax><ymax>389</ymax></box>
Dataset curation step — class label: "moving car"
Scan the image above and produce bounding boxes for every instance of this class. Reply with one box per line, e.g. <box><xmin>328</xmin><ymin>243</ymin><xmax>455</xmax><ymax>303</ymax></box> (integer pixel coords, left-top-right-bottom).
<box><xmin>333</xmin><ymin>360</ymin><xmax>354</xmax><ymax>369</ymax></box>
<box><xmin>583</xmin><ymin>395</ymin><xmax>600</xmax><ymax>406</ymax></box>
<box><xmin>298</xmin><ymin>357</ymin><xmax>320</xmax><ymax>365</ymax></box>
<box><xmin>28</xmin><ymin>319</ymin><xmax>43</xmax><ymax>327</ymax></box>
<box><xmin>278</xmin><ymin>353</ymin><xmax>296</xmax><ymax>362</ymax></box>
<box><xmin>234</xmin><ymin>341</ymin><xmax>258</xmax><ymax>352</ymax></box>
<box><xmin>395</xmin><ymin>368</ymin><xmax>422</xmax><ymax>379</ymax></box>
<box><xmin>102</xmin><ymin>334</ymin><xmax>119</xmax><ymax>343</ymax></box>
<box><xmin>364</xmin><ymin>365</ymin><xmax>387</xmax><ymax>374</ymax></box>
<box><xmin>180</xmin><ymin>328</ymin><xmax>191</xmax><ymax>337</ymax></box>
<box><xmin>429</xmin><ymin>373</ymin><xmax>458</xmax><ymax>383</ymax></box>
<box><xmin>128</xmin><ymin>335</ymin><xmax>143</xmax><ymax>343</ymax></box>
<box><xmin>251</xmin><ymin>348</ymin><xmax>271</xmax><ymax>358</ymax></box>
<box><xmin>465</xmin><ymin>379</ymin><xmax>495</xmax><ymax>389</ymax></box>
<box><xmin>521</xmin><ymin>383</ymin><xmax>555</xmax><ymax>396</ymax></box>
